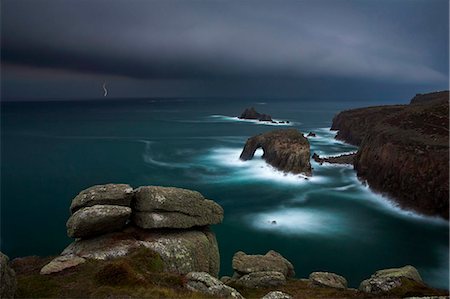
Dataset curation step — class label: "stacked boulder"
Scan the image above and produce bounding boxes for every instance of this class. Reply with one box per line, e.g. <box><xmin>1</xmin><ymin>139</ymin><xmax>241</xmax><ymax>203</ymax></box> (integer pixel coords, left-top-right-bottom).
<box><xmin>226</xmin><ymin>250</ymin><xmax>295</xmax><ymax>288</ymax></box>
<box><xmin>41</xmin><ymin>184</ymin><xmax>223</xmax><ymax>277</ymax></box>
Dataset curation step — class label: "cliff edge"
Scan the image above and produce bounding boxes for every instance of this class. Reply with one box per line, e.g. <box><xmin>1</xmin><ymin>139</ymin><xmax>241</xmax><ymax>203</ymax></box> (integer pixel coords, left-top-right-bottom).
<box><xmin>331</xmin><ymin>91</ymin><xmax>449</xmax><ymax>219</ymax></box>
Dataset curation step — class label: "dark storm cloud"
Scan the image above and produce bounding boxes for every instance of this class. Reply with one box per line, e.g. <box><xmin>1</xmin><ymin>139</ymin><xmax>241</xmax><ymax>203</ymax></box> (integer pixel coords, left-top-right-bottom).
<box><xmin>1</xmin><ymin>0</ymin><xmax>448</xmax><ymax>99</ymax></box>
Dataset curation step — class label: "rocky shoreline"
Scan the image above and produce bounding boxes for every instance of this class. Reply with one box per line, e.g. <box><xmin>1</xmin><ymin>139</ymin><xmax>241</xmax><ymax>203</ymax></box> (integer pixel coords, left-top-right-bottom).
<box><xmin>331</xmin><ymin>91</ymin><xmax>449</xmax><ymax>219</ymax></box>
<box><xmin>1</xmin><ymin>183</ymin><xmax>448</xmax><ymax>298</ymax></box>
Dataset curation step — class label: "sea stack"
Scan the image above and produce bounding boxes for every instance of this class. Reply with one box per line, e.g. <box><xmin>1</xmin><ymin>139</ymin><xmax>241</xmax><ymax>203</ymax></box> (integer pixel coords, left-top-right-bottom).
<box><xmin>240</xmin><ymin>129</ymin><xmax>312</xmax><ymax>175</ymax></box>
<box><xmin>239</xmin><ymin>107</ymin><xmax>273</xmax><ymax>122</ymax></box>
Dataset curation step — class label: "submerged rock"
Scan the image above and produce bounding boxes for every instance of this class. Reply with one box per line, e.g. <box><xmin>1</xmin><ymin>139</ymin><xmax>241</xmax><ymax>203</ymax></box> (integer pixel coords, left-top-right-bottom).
<box><xmin>0</xmin><ymin>252</ymin><xmax>17</xmax><ymax>299</ymax></box>
<box><xmin>308</xmin><ymin>271</ymin><xmax>348</xmax><ymax>289</ymax></box>
<box><xmin>132</xmin><ymin>186</ymin><xmax>223</xmax><ymax>229</ymax></box>
<box><xmin>66</xmin><ymin>205</ymin><xmax>131</xmax><ymax>238</ymax></box>
<box><xmin>359</xmin><ymin>265</ymin><xmax>423</xmax><ymax>294</ymax></box>
<box><xmin>185</xmin><ymin>272</ymin><xmax>244</xmax><ymax>299</ymax></box>
<box><xmin>240</xmin><ymin>129</ymin><xmax>311</xmax><ymax>175</ymax></box>
<box><xmin>70</xmin><ymin>184</ymin><xmax>133</xmax><ymax>213</ymax></box>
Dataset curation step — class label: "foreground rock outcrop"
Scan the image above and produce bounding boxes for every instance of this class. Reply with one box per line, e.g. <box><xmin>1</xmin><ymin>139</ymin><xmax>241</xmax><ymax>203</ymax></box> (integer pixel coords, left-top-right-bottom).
<box><xmin>359</xmin><ymin>265</ymin><xmax>424</xmax><ymax>294</ymax></box>
<box><xmin>185</xmin><ymin>272</ymin><xmax>244</xmax><ymax>298</ymax></box>
<box><xmin>44</xmin><ymin>184</ymin><xmax>222</xmax><ymax>277</ymax></box>
<box><xmin>331</xmin><ymin>91</ymin><xmax>449</xmax><ymax>219</ymax></box>
<box><xmin>240</xmin><ymin>129</ymin><xmax>312</xmax><ymax>175</ymax></box>
<box><xmin>226</xmin><ymin>251</ymin><xmax>295</xmax><ymax>288</ymax></box>
<box><xmin>0</xmin><ymin>252</ymin><xmax>17</xmax><ymax>299</ymax></box>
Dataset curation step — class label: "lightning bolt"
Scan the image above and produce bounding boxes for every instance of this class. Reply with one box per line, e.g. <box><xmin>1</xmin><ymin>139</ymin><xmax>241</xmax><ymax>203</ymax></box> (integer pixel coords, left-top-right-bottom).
<box><xmin>102</xmin><ymin>81</ymin><xmax>108</xmax><ymax>97</ymax></box>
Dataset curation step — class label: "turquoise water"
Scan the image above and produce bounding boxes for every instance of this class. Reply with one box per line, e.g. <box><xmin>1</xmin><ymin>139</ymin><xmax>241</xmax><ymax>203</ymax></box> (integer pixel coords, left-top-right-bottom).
<box><xmin>1</xmin><ymin>98</ymin><xmax>448</xmax><ymax>289</ymax></box>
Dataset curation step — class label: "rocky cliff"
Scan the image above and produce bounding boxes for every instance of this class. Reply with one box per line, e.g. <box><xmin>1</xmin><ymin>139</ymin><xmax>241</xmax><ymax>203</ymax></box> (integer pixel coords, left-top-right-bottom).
<box><xmin>331</xmin><ymin>91</ymin><xmax>449</xmax><ymax>219</ymax></box>
<box><xmin>240</xmin><ymin>129</ymin><xmax>312</xmax><ymax>175</ymax></box>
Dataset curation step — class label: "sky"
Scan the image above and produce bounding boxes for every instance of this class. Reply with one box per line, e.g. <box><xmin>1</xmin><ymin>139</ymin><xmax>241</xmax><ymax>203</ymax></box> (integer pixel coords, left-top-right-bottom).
<box><xmin>1</xmin><ymin>0</ymin><xmax>449</xmax><ymax>101</ymax></box>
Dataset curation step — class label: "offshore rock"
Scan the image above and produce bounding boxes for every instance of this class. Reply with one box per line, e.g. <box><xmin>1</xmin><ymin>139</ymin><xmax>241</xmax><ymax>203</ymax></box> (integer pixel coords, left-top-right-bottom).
<box><xmin>70</xmin><ymin>184</ymin><xmax>133</xmax><ymax>213</ymax></box>
<box><xmin>66</xmin><ymin>205</ymin><xmax>131</xmax><ymax>238</ymax></box>
<box><xmin>240</xmin><ymin>129</ymin><xmax>311</xmax><ymax>175</ymax></box>
<box><xmin>331</xmin><ymin>91</ymin><xmax>449</xmax><ymax>219</ymax></box>
<box><xmin>0</xmin><ymin>252</ymin><xmax>17</xmax><ymax>299</ymax></box>
<box><xmin>60</xmin><ymin>226</ymin><xmax>220</xmax><ymax>277</ymax></box>
<box><xmin>185</xmin><ymin>272</ymin><xmax>244</xmax><ymax>299</ymax></box>
<box><xmin>308</xmin><ymin>271</ymin><xmax>348</xmax><ymax>289</ymax></box>
<box><xmin>232</xmin><ymin>250</ymin><xmax>295</xmax><ymax>278</ymax></box>
<box><xmin>239</xmin><ymin>107</ymin><xmax>273</xmax><ymax>122</ymax></box>
<box><xmin>359</xmin><ymin>265</ymin><xmax>423</xmax><ymax>294</ymax></box>
<box><xmin>132</xmin><ymin>186</ymin><xmax>223</xmax><ymax>229</ymax></box>
<box><xmin>312</xmin><ymin>152</ymin><xmax>356</xmax><ymax>165</ymax></box>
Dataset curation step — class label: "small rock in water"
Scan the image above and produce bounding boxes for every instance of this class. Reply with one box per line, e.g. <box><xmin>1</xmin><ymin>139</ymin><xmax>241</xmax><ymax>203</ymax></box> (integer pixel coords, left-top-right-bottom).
<box><xmin>271</xmin><ymin>220</ymin><xmax>277</xmax><ymax>225</ymax></box>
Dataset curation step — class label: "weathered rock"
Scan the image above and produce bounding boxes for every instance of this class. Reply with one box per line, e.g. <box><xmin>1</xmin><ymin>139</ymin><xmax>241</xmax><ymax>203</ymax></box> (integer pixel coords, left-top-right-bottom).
<box><xmin>185</xmin><ymin>272</ymin><xmax>244</xmax><ymax>299</ymax></box>
<box><xmin>239</xmin><ymin>107</ymin><xmax>273</xmax><ymax>122</ymax></box>
<box><xmin>232</xmin><ymin>250</ymin><xmax>295</xmax><ymax>278</ymax></box>
<box><xmin>235</xmin><ymin>271</ymin><xmax>286</xmax><ymax>288</ymax></box>
<box><xmin>132</xmin><ymin>186</ymin><xmax>224</xmax><ymax>229</ymax></box>
<box><xmin>359</xmin><ymin>265</ymin><xmax>424</xmax><ymax>294</ymax></box>
<box><xmin>40</xmin><ymin>255</ymin><xmax>86</xmax><ymax>275</ymax></box>
<box><xmin>240</xmin><ymin>129</ymin><xmax>311</xmax><ymax>175</ymax></box>
<box><xmin>410</xmin><ymin>91</ymin><xmax>449</xmax><ymax>105</ymax></box>
<box><xmin>332</xmin><ymin>91</ymin><xmax>449</xmax><ymax>219</ymax></box>
<box><xmin>66</xmin><ymin>205</ymin><xmax>132</xmax><ymax>238</ymax></box>
<box><xmin>70</xmin><ymin>184</ymin><xmax>133</xmax><ymax>213</ymax></box>
<box><xmin>0</xmin><ymin>252</ymin><xmax>17</xmax><ymax>299</ymax></box>
<box><xmin>308</xmin><ymin>271</ymin><xmax>347</xmax><ymax>289</ymax></box>
<box><xmin>312</xmin><ymin>152</ymin><xmax>356</xmax><ymax>165</ymax></box>
<box><xmin>61</xmin><ymin>226</ymin><xmax>220</xmax><ymax>277</ymax></box>
<box><xmin>261</xmin><ymin>291</ymin><xmax>293</xmax><ymax>299</ymax></box>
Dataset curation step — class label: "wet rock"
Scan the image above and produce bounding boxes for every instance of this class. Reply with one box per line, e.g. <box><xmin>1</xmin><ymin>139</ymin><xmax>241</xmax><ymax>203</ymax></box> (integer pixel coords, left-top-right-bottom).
<box><xmin>185</xmin><ymin>272</ymin><xmax>244</xmax><ymax>299</ymax></box>
<box><xmin>232</xmin><ymin>250</ymin><xmax>295</xmax><ymax>278</ymax></box>
<box><xmin>240</xmin><ymin>129</ymin><xmax>311</xmax><ymax>175</ymax></box>
<box><xmin>312</xmin><ymin>152</ymin><xmax>356</xmax><ymax>165</ymax></box>
<box><xmin>0</xmin><ymin>252</ymin><xmax>17</xmax><ymax>299</ymax></box>
<box><xmin>239</xmin><ymin>107</ymin><xmax>273</xmax><ymax>122</ymax></box>
<box><xmin>66</xmin><ymin>205</ymin><xmax>131</xmax><ymax>238</ymax></box>
<box><xmin>132</xmin><ymin>186</ymin><xmax>223</xmax><ymax>229</ymax></box>
<box><xmin>235</xmin><ymin>271</ymin><xmax>286</xmax><ymax>288</ymax></box>
<box><xmin>308</xmin><ymin>271</ymin><xmax>347</xmax><ymax>289</ymax></box>
<box><xmin>261</xmin><ymin>291</ymin><xmax>293</xmax><ymax>299</ymax></box>
<box><xmin>359</xmin><ymin>265</ymin><xmax>423</xmax><ymax>294</ymax></box>
<box><xmin>61</xmin><ymin>226</ymin><xmax>220</xmax><ymax>277</ymax></box>
<box><xmin>40</xmin><ymin>255</ymin><xmax>86</xmax><ymax>275</ymax></box>
<box><xmin>70</xmin><ymin>184</ymin><xmax>133</xmax><ymax>213</ymax></box>
<box><xmin>307</xmin><ymin>132</ymin><xmax>316</xmax><ymax>137</ymax></box>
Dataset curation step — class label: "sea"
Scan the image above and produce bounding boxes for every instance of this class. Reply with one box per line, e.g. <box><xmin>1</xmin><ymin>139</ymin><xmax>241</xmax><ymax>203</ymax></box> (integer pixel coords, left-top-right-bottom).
<box><xmin>1</xmin><ymin>97</ymin><xmax>448</xmax><ymax>289</ymax></box>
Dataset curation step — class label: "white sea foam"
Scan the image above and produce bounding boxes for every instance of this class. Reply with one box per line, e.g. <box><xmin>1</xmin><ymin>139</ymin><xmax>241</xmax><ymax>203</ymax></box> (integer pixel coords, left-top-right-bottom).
<box><xmin>139</xmin><ymin>139</ymin><xmax>193</xmax><ymax>169</ymax></box>
<box><xmin>202</xmin><ymin>147</ymin><xmax>327</xmax><ymax>185</ymax></box>
<box><xmin>248</xmin><ymin>207</ymin><xmax>349</xmax><ymax>236</ymax></box>
<box><xmin>208</xmin><ymin>115</ymin><xmax>296</xmax><ymax>126</ymax></box>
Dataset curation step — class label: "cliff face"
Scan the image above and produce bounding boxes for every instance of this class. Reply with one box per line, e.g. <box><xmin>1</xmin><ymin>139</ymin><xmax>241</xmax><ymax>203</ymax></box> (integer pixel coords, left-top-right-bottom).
<box><xmin>331</xmin><ymin>91</ymin><xmax>449</xmax><ymax>219</ymax></box>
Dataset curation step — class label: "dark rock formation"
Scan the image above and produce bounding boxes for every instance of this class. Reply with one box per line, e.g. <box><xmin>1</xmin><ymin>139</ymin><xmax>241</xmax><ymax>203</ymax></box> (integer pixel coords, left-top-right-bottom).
<box><xmin>227</xmin><ymin>250</ymin><xmax>294</xmax><ymax>288</ymax></box>
<box><xmin>359</xmin><ymin>265</ymin><xmax>423</xmax><ymax>294</ymax></box>
<box><xmin>185</xmin><ymin>272</ymin><xmax>244</xmax><ymax>298</ymax></box>
<box><xmin>132</xmin><ymin>186</ymin><xmax>224</xmax><ymax>229</ymax></box>
<box><xmin>312</xmin><ymin>153</ymin><xmax>356</xmax><ymax>165</ymax></box>
<box><xmin>239</xmin><ymin>107</ymin><xmax>273</xmax><ymax>122</ymax></box>
<box><xmin>0</xmin><ymin>252</ymin><xmax>17</xmax><ymax>299</ymax></box>
<box><xmin>331</xmin><ymin>91</ymin><xmax>449</xmax><ymax>219</ymax></box>
<box><xmin>307</xmin><ymin>132</ymin><xmax>316</xmax><ymax>137</ymax></box>
<box><xmin>42</xmin><ymin>184</ymin><xmax>223</xmax><ymax>278</ymax></box>
<box><xmin>240</xmin><ymin>129</ymin><xmax>312</xmax><ymax>175</ymax></box>
<box><xmin>410</xmin><ymin>90</ymin><xmax>449</xmax><ymax>105</ymax></box>
<box><xmin>308</xmin><ymin>272</ymin><xmax>347</xmax><ymax>289</ymax></box>
<box><xmin>66</xmin><ymin>205</ymin><xmax>132</xmax><ymax>238</ymax></box>
<box><xmin>70</xmin><ymin>184</ymin><xmax>133</xmax><ymax>213</ymax></box>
